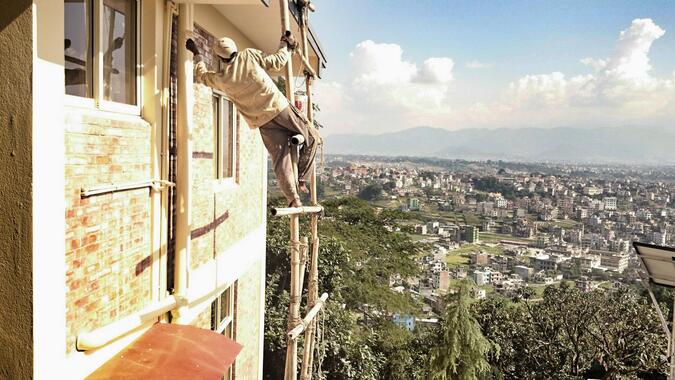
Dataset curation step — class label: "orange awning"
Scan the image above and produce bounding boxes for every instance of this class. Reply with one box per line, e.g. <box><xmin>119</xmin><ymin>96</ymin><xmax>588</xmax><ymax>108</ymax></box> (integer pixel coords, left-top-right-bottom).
<box><xmin>87</xmin><ymin>323</ymin><xmax>243</xmax><ymax>380</ymax></box>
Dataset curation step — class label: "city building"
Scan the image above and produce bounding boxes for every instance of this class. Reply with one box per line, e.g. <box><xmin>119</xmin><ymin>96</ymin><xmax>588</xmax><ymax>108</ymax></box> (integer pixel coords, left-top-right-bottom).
<box><xmin>463</xmin><ymin>225</ymin><xmax>480</xmax><ymax>243</ymax></box>
<box><xmin>392</xmin><ymin>314</ymin><xmax>415</xmax><ymax>332</ymax></box>
<box><xmin>474</xmin><ymin>270</ymin><xmax>491</xmax><ymax>286</ymax></box>
<box><xmin>409</xmin><ymin>197</ymin><xmax>420</xmax><ymax>211</ymax></box>
<box><xmin>514</xmin><ymin>265</ymin><xmax>533</xmax><ymax>280</ymax></box>
<box><xmin>603</xmin><ymin>197</ymin><xmax>618</xmax><ymax>211</ymax></box>
<box><xmin>470</xmin><ymin>252</ymin><xmax>489</xmax><ymax>266</ymax></box>
<box><xmin>1</xmin><ymin>1</ymin><xmax>326</xmax><ymax>378</ymax></box>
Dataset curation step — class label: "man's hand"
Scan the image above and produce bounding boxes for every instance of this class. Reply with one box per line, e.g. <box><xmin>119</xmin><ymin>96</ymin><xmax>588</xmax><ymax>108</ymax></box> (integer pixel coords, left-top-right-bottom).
<box><xmin>185</xmin><ymin>38</ymin><xmax>200</xmax><ymax>55</ymax></box>
<box><xmin>281</xmin><ymin>31</ymin><xmax>298</xmax><ymax>51</ymax></box>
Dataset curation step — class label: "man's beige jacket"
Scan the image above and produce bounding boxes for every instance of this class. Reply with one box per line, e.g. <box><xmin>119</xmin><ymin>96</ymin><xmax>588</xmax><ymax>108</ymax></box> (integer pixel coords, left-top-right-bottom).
<box><xmin>194</xmin><ymin>46</ymin><xmax>290</xmax><ymax>129</ymax></box>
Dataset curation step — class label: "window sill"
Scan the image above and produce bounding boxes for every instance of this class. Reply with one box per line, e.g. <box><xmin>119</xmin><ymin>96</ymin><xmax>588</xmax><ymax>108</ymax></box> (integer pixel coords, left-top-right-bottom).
<box><xmin>65</xmin><ymin>94</ymin><xmax>141</xmax><ymax>117</ymax></box>
<box><xmin>65</xmin><ymin>95</ymin><xmax>148</xmax><ymax>127</ymax></box>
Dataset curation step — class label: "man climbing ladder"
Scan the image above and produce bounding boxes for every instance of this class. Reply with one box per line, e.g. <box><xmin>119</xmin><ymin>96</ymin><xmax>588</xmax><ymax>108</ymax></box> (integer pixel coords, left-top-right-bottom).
<box><xmin>186</xmin><ymin>32</ymin><xmax>319</xmax><ymax>207</ymax></box>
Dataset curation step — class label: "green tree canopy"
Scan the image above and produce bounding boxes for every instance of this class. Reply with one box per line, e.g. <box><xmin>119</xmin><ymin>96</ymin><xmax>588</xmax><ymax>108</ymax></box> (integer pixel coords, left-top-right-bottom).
<box><xmin>358</xmin><ymin>183</ymin><xmax>383</xmax><ymax>201</ymax></box>
<box><xmin>430</xmin><ymin>281</ymin><xmax>491</xmax><ymax>380</ymax></box>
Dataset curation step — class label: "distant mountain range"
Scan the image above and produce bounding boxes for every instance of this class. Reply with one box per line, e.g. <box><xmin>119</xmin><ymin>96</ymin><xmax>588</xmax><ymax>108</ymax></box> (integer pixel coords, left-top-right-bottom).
<box><xmin>324</xmin><ymin>126</ymin><xmax>675</xmax><ymax>164</ymax></box>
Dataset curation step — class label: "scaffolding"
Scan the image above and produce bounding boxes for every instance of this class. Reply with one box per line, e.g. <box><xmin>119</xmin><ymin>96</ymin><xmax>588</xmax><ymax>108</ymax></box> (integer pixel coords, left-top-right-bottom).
<box><xmin>271</xmin><ymin>1</ymin><xmax>327</xmax><ymax>380</ymax></box>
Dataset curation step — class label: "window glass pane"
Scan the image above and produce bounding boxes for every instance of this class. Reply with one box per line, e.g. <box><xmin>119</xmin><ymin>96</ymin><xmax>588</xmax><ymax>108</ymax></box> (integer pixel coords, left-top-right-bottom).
<box><xmin>222</xmin><ymin>101</ymin><xmax>235</xmax><ymax>178</ymax></box>
<box><xmin>64</xmin><ymin>0</ymin><xmax>92</xmax><ymax>97</ymax></box>
<box><xmin>213</xmin><ymin>95</ymin><xmax>220</xmax><ymax>179</ymax></box>
<box><xmin>102</xmin><ymin>0</ymin><xmax>136</xmax><ymax>105</ymax></box>
<box><xmin>210</xmin><ymin>299</ymin><xmax>217</xmax><ymax>331</ymax></box>
<box><xmin>220</xmin><ymin>288</ymin><xmax>231</xmax><ymax>324</ymax></box>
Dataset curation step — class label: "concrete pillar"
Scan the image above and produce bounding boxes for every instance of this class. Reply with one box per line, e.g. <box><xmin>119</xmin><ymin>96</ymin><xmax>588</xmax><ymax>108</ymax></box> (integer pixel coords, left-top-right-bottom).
<box><xmin>0</xmin><ymin>0</ymin><xmax>66</xmax><ymax>378</ymax></box>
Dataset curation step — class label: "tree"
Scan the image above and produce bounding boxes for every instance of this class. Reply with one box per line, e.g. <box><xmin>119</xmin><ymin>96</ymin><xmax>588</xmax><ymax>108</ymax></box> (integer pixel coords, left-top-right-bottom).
<box><xmin>473</xmin><ymin>283</ymin><xmax>669</xmax><ymax>379</ymax></box>
<box><xmin>264</xmin><ymin>197</ymin><xmax>423</xmax><ymax>379</ymax></box>
<box><xmin>383</xmin><ymin>181</ymin><xmax>397</xmax><ymax>191</ymax></box>
<box><xmin>430</xmin><ymin>281</ymin><xmax>491</xmax><ymax>380</ymax></box>
<box><xmin>358</xmin><ymin>183</ymin><xmax>383</xmax><ymax>201</ymax></box>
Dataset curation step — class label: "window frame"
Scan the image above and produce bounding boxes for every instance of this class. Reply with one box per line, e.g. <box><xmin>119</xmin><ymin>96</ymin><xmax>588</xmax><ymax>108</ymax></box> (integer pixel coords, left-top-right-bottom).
<box><xmin>212</xmin><ymin>90</ymin><xmax>239</xmax><ymax>190</ymax></box>
<box><xmin>64</xmin><ymin>0</ymin><xmax>141</xmax><ymax>115</ymax></box>
<box><xmin>210</xmin><ymin>285</ymin><xmax>235</xmax><ymax>380</ymax></box>
<box><xmin>210</xmin><ymin>286</ymin><xmax>234</xmax><ymax>336</ymax></box>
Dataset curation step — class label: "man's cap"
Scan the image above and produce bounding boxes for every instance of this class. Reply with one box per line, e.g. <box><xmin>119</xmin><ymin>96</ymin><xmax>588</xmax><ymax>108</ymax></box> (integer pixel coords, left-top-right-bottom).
<box><xmin>214</xmin><ymin>37</ymin><xmax>237</xmax><ymax>60</ymax></box>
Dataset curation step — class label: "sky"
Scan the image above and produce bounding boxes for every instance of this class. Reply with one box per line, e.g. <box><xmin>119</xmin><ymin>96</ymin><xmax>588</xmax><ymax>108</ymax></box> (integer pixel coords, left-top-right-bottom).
<box><xmin>308</xmin><ymin>0</ymin><xmax>675</xmax><ymax>136</ymax></box>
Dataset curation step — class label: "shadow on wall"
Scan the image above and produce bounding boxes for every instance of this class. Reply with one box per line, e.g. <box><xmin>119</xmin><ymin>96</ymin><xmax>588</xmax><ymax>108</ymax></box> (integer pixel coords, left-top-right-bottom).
<box><xmin>0</xmin><ymin>1</ymin><xmax>31</xmax><ymax>34</ymax></box>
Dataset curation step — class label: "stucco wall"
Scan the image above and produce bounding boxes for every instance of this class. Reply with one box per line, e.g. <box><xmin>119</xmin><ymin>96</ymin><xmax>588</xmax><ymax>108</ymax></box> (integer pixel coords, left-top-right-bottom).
<box><xmin>233</xmin><ymin>259</ymin><xmax>264</xmax><ymax>380</ymax></box>
<box><xmin>0</xmin><ymin>1</ymin><xmax>34</xmax><ymax>378</ymax></box>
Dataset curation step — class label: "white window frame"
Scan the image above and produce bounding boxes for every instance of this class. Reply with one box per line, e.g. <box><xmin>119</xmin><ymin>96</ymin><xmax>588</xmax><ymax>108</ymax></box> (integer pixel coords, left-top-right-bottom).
<box><xmin>64</xmin><ymin>0</ymin><xmax>141</xmax><ymax>115</ymax></box>
<box><xmin>212</xmin><ymin>90</ymin><xmax>238</xmax><ymax>192</ymax></box>
<box><xmin>211</xmin><ymin>284</ymin><xmax>235</xmax><ymax>380</ymax></box>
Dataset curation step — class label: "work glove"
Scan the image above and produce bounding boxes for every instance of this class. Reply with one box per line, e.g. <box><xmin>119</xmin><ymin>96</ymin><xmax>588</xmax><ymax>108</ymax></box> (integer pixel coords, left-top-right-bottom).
<box><xmin>281</xmin><ymin>31</ymin><xmax>298</xmax><ymax>51</ymax></box>
<box><xmin>185</xmin><ymin>38</ymin><xmax>200</xmax><ymax>56</ymax></box>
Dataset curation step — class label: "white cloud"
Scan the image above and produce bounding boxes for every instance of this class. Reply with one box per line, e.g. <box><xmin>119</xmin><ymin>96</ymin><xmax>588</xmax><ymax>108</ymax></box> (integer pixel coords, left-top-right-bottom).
<box><xmin>465</xmin><ymin>60</ymin><xmax>494</xmax><ymax>69</ymax></box>
<box><xmin>501</xmin><ymin>18</ymin><xmax>674</xmax><ymax>123</ymax></box>
<box><xmin>350</xmin><ymin>40</ymin><xmax>417</xmax><ymax>86</ymax></box>
<box><xmin>417</xmin><ymin>57</ymin><xmax>455</xmax><ymax>83</ymax></box>
<box><xmin>346</xmin><ymin>40</ymin><xmax>455</xmax><ymax>111</ymax></box>
<box><xmin>315</xmin><ymin>19</ymin><xmax>675</xmax><ymax>135</ymax></box>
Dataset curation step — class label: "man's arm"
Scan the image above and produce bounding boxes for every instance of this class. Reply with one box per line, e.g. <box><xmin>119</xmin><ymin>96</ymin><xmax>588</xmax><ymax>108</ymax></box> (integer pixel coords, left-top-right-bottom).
<box><xmin>186</xmin><ymin>38</ymin><xmax>222</xmax><ymax>89</ymax></box>
<box><xmin>250</xmin><ymin>32</ymin><xmax>298</xmax><ymax>72</ymax></box>
<box><xmin>250</xmin><ymin>46</ymin><xmax>290</xmax><ymax>72</ymax></box>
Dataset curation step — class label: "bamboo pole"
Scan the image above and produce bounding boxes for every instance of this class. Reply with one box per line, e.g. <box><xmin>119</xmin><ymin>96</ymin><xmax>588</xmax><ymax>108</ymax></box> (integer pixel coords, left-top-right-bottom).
<box><xmin>300</xmin><ymin>4</ymin><xmax>321</xmax><ymax>378</ymax></box>
<box><xmin>280</xmin><ymin>0</ymin><xmax>294</xmax><ymax>105</ymax></box>
<box><xmin>288</xmin><ymin>293</ymin><xmax>329</xmax><ymax>340</ymax></box>
<box><xmin>284</xmin><ymin>141</ymin><xmax>301</xmax><ymax>380</ymax></box>
<box><xmin>285</xmin><ymin>214</ymin><xmax>301</xmax><ymax>380</ymax></box>
<box><xmin>299</xmin><ymin>236</ymin><xmax>309</xmax><ymax>293</ymax></box>
<box><xmin>271</xmin><ymin>205</ymin><xmax>322</xmax><ymax>217</ymax></box>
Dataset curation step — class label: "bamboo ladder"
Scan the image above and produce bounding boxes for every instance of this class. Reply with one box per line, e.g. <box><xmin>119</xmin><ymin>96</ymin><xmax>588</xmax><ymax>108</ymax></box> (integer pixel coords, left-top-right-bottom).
<box><xmin>270</xmin><ymin>1</ymin><xmax>327</xmax><ymax>380</ymax></box>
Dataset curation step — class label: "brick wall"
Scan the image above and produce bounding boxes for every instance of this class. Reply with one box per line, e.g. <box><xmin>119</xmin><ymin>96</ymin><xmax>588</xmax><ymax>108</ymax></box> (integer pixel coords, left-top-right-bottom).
<box><xmin>64</xmin><ymin>109</ymin><xmax>153</xmax><ymax>353</ymax></box>
<box><xmin>189</xmin><ymin>25</ymin><xmax>265</xmax><ymax>270</ymax></box>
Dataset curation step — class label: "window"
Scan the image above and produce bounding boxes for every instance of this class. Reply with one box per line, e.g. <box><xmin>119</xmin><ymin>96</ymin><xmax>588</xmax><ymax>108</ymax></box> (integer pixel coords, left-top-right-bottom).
<box><xmin>213</xmin><ymin>93</ymin><xmax>238</xmax><ymax>180</ymax></box>
<box><xmin>210</xmin><ymin>286</ymin><xmax>234</xmax><ymax>337</ymax></box>
<box><xmin>211</xmin><ymin>285</ymin><xmax>235</xmax><ymax>379</ymax></box>
<box><xmin>64</xmin><ymin>0</ymin><xmax>139</xmax><ymax>107</ymax></box>
<box><xmin>64</xmin><ymin>0</ymin><xmax>93</xmax><ymax>97</ymax></box>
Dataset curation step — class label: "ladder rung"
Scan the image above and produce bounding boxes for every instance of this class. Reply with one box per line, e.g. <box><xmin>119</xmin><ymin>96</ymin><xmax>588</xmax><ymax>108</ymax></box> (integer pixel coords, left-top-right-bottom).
<box><xmin>288</xmin><ymin>293</ymin><xmax>329</xmax><ymax>340</ymax></box>
<box><xmin>271</xmin><ymin>205</ymin><xmax>322</xmax><ymax>217</ymax></box>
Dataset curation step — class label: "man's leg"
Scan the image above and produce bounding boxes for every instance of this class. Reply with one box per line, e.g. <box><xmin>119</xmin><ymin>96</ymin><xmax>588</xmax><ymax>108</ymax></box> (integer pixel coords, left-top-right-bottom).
<box><xmin>275</xmin><ymin>107</ymin><xmax>318</xmax><ymax>186</ymax></box>
<box><xmin>259</xmin><ymin>121</ymin><xmax>301</xmax><ymax>206</ymax></box>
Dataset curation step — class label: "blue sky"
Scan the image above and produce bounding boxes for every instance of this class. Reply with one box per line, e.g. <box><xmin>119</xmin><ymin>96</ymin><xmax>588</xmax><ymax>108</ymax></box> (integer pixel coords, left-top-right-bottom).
<box><xmin>309</xmin><ymin>1</ymin><xmax>675</xmax><ymax>135</ymax></box>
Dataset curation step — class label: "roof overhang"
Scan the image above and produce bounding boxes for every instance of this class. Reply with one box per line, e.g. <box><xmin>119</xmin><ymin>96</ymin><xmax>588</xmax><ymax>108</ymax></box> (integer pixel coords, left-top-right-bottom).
<box><xmin>183</xmin><ymin>0</ymin><xmax>327</xmax><ymax>77</ymax></box>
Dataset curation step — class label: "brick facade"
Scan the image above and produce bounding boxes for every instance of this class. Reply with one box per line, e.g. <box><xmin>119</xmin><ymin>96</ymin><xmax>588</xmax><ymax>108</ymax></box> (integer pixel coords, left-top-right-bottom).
<box><xmin>64</xmin><ymin>109</ymin><xmax>153</xmax><ymax>353</ymax></box>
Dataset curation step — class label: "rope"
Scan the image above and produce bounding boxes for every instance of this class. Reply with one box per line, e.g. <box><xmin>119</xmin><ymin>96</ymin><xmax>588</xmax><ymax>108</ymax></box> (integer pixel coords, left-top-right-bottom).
<box><xmin>314</xmin><ymin>307</ymin><xmax>326</xmax><ymax>379</ymax></box>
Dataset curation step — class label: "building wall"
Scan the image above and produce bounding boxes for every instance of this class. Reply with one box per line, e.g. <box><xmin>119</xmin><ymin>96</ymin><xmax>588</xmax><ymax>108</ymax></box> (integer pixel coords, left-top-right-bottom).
<box><xmin>0</xmin><ymin>1</ymin><xmax>34</xmax><ymax>377</ymax></box>
<box><xmin>64</xmin><ymin>109</ymin><xmax>154</xmax><ymax>353</ymax></box>
<box><xmin>189</xmin><ymin>49</ymin><xmax>265</xmax><ymax>270</ymax></box>
<box><xmin>194</xmin><ymin>5</ymin><xmax>256</xmax><ymax>51</ymax></box>
<box><xmin>234</xmin><ymin>259</ymin><xmax>264</xmax><ymax>379</ymax></box>
<box><xmin>188</xmin><ymin>16</ymin><xmax>266</xmax><ymax>379</ymax></box>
